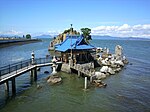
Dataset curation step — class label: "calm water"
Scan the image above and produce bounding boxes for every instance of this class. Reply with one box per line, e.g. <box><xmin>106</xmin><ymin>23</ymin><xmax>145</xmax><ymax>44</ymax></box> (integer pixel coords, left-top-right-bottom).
<box><xmin>0</xmin><ymin>38</ymin><xmax>150</xmax><ymax>112</ymax></box>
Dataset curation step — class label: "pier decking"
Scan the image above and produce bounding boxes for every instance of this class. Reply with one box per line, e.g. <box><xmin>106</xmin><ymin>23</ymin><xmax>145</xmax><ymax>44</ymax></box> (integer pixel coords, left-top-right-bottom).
<box><xmin>0</xmin><ymin>57</ymin><xmax>62</xmax><ymax>95</ymax></box>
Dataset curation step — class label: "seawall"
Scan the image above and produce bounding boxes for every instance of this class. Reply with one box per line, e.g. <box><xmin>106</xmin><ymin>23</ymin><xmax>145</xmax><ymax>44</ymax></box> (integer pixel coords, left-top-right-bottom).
<box><xmin>0</xmin><ymin>39</ymin><xmax>42</xmax><ymax>48</ymax></box>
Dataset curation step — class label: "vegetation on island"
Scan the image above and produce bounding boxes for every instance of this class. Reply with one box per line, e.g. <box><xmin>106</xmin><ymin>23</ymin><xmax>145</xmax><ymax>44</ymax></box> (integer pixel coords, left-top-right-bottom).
<box><xmin>81</xmin><ymin>28</ymin><xmax>92</xmax><ymax>43</ymax></box>
<box><xmin>26</xmin><ymin>34</ymin><xmax>31</xmax><ymax>39</ymax></box>
<box><xmin>63</xmin><ymin>28</ymin><xmax>80</xmax><ymax>35</ymax></box>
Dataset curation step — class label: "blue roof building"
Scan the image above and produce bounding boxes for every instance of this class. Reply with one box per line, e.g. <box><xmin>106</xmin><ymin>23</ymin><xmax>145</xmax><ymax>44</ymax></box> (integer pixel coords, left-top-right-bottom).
<box><xmin>55</xmin><ymin>35</ymin><xmax>96</xmax><ymax>64</ymax></box>
<box><xmin>55</xmin><ymin>35</ymin><xmax>95</xmax><ymax>52</ymax></box>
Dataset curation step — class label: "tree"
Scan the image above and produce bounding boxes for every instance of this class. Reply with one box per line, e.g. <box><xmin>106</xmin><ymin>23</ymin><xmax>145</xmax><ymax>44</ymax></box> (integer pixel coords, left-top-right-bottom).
<box><xmin>26</xmin><ymin>34</ymin><xmax>31</xmax><ymax>39</ymax></box>
<box><xmin>81</xmin><ymin>28</ymin><xmax>92</xmax><ymax>43</ymax></box>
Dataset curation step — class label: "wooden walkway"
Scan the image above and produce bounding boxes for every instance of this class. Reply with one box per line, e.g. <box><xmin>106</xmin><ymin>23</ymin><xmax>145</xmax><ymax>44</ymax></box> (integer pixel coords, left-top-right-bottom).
<box><xmin>0</xmin><ymin>57</ymin><xmax>62</xmax><ymax>95</ymax></box>
<box><xmin>0</xmin><ymin>57</ymin><xmax>62</xmax><ymax>85</ymax></box>
<box><xmin>0</xmin><ymin>62</ymin><xmax>58</xmax><ymax>84</ymax></box>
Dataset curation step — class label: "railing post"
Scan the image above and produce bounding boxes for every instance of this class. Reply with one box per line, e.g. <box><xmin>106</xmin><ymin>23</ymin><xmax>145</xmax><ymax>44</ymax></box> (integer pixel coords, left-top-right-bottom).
<box><xmin>0</xmin><ymin>70</ymin><xmax>1</xmax><ymax>80</ymax></box>
<box><xmin>21</xmin><ymin>61</ymin><xmax>22</xmax><ymax>68</ymax></box>
<box><xmin>27</xmin><ymin>62</ymin><xmax>28</xmax><ymax>69</ymax></box>
<box><xmin>9</xmin><ymin>65</ymin><xmax>10</xmax><ymax>73</ymax></box>
<box><xmin>16</xmin><ymin>65</ymin><xmax>17</xmax><ymax>74</ymax></box>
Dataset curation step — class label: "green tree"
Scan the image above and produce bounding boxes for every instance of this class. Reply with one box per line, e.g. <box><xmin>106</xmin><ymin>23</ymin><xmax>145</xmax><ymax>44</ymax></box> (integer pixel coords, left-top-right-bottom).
<box><xmin>26</xmin><ymin>34</ymin><xmax>31</xmax><ymax>39</ymax></box>
<box><xmin>81</xmin><ymin>28</ymin><xmax>92</xmax><ymax>43</ymax></box>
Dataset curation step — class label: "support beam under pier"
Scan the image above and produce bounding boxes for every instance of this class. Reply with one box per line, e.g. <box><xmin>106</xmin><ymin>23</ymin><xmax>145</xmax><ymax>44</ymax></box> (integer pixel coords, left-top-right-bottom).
<box><xmin>11</xmin><ymin>78</ymin><xmax>16</xmax><ymax>95</ymax></box>
<box><xmin>5</xmin><ymin>81</ymin><xmax>9</xmax><ymax>93</ymax></box>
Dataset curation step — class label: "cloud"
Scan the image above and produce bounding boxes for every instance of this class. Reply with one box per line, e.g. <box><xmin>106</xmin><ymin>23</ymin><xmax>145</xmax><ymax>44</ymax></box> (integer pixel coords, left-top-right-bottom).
<box><xmin>91</xmin><ymin>24</ymin><xmax>150</xmax><ymax>38</ymax></box>
<box><xmin>47</xmin><ymin>30</ymin><xmax>62</xmax><ymax>36</ymax></box>
<box><xmin>0</xmin><ymin>30</ymin><xmax>23</xmax><ymax>36</ymax></box>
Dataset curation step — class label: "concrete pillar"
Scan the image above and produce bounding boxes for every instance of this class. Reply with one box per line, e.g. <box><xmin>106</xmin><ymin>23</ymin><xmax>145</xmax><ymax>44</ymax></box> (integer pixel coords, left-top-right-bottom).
<box><xmin>11</xmin><ymin>78</ymin><xmax>16</xmax><ymax>95</ymax></box>
<box><xmin>5</xmin><ymin>81</ymin><xmax>9</xmax><ymax>93</ymax></box>
<box><xmin>51</xmin><ymin>63</ymin><xmax>57</xmax><ymax>74</ymax></box>
<box><xmin>84</xmin><ymin>77</ymin><xmax>87</xmax><ymax>89</ymax></box>
<box><xmin>33</xmin><ymin>67</ymin><xmax>37</xmax><ymax>81</ymax></box>
<box><xmin>30</xmin><ymin>67</ymin><xmax>37</xmax><ymax>82</ymax></box>
<box><xmin>78</xmin><ymin>71</ymin><xmax>80</xmax><ymax>77</ymax></box>
<box><xmin>31</xmin><ymin>68</ymin><xmax>37</xmax><ymax>81</ymax></box>
<box><xmin>69</xmin><ymin>59</ymin><xmax>73</xmax><ymax>67</ymax></box>
<box><xmin>90</xmin><ymin>76</ymin><xmax>93</xmax><ymax>83</ymax></box>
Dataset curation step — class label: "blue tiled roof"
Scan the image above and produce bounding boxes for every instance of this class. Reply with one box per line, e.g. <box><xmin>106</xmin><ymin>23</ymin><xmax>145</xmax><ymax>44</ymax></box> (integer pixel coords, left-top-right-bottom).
<box><xmin>55</xmin><ymin>35</ymin><xmax>95</xmax><ymax>52</ymax></box>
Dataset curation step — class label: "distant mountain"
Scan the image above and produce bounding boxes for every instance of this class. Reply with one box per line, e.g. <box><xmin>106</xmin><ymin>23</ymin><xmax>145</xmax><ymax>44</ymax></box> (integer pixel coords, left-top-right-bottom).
<box><xmin>91</xmin><ymin>35</ymin><xmax>120</xmax><ymax>40</ymax></box>
<box><xmin>91</xmin><ymin>35</ymin><xmax>150</xmax><ymax>40</ymax></box>
<box><xmin>33</xmin><ymin>34</ymin><xmax>53</xmax><ymax>39</ymax></box>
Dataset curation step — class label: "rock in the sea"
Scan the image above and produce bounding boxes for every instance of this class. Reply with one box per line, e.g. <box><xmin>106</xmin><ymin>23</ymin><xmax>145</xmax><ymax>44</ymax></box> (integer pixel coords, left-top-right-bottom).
<box><xmin>101</xmin><ymin>60</ymin><xmax>107</xmax><ymax>65</ymax></box>
<box><xmin>115</xmin><ymin>45</ymin><xmax>123</xmax><ymax>57</ymax></box>
<box><xmin>108</xmin><ymin>67</ymin><xmax>115</xmax><ymax>75</ymax></box>
<box><xmin>47</xmin><ymin>75</ymin><xmax>62</xmax><ymax>84</ymax></box>
<box><xmin>100</xmin><ymin>66</ymin><xmax>109</xmax><ymax>73</ymax></box>
<box><xmin>95</xmin><ymin>72</ymin><xmax>106</xmax><ymax>79</ymax></box>
<box><xmin>115</xmin><ymin>60</ymin><xmax>124</xmax><ymax>67</ymax></box>
<box><xmin>93</xmin><ymin>79</ymin><xmax>107</xmax><ymax>88</ymax></box>
<box><xmin>123</xmin><ymin>59</ymin><xmax>129</xmax><ymax>64</ymax></box>
<box><xmin>114</xmin><ymin>68</ymin><xmax>122</xmax><ymax>72</ymax></box>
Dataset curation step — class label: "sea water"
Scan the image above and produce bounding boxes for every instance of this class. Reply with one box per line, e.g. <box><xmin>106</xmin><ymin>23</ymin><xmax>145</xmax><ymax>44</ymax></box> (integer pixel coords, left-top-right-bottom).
<box><xmin>0</xmin><ymin>38</ymin><xmax>150</xmax><ymax>112</ymax></box>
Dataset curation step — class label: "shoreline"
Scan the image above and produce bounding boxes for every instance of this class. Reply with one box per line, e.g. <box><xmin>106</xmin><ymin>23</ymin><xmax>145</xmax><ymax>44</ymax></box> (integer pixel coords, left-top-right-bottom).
<box><xmin>0</xmin><ymin>39</ymin><xmax>42</xmax><ymax>48</ymax></box>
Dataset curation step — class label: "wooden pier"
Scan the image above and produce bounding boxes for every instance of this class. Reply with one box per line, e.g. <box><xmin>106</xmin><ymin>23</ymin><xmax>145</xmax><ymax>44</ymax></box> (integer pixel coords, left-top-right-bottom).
<box><xmin>0</xmin><ymin>57</ymin><xmax>62</xmax><ymax>95</ymax></box>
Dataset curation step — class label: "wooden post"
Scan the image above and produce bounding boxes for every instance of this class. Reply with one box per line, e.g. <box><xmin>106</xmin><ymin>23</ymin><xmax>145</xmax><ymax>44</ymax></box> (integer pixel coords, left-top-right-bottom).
<box><xmin>11</xmin><ymin>78</ymin><xmax>16</xmax><ymax>95</ymax></box>
<box><xmin>84</xmin><ymin>77</ymin><xmax>87</xmax><ymax>89</ymax></box>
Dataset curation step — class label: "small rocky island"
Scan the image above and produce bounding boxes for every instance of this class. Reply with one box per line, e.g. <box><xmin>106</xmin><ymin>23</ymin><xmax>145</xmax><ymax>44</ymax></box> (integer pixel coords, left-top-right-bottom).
<box><xmin>48</xmin><ymin>25</ymin><xmax>128</xmax><ymax>88</ymax></box>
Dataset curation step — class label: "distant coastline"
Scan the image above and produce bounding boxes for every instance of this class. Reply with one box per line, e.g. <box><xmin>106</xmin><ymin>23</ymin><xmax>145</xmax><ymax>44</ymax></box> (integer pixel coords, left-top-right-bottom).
<box><xmin>0</xmin><ymin>39</ymin><xmax>42</xmax><ymax>48</ymax></box>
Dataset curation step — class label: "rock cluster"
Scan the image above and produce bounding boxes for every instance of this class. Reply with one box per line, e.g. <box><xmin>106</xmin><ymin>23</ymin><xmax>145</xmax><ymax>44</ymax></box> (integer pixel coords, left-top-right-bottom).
<box><xmin>92</xmin><ymin>80</ymin><xmax>107</xmax><ymax>88</ymax></box>
<box><xmin>47</xmin><ymin>75</ymin><xmax>62</xmax><ymax>84</ymax></box>
<box><xmin>95</xmin><ymin>45</ymin><xmax>128</xmax><ymax>80</ymax></box>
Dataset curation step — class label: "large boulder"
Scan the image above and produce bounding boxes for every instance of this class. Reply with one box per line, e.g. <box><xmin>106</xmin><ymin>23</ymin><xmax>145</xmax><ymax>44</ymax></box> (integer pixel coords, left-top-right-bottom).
<box><xmin>95</xmin><ymin>72</ymin><xmax>106</xmax><ymax>79</ymax></box>
<box><xmin>47</xmin><ymin>75</ymin><xmax>62</xmax><ymax>84</ymax></box>
<box><xmin>101</xmin><ymin>60</ymin><xmax>107</xmax><ymax>66</ymax></box>
<box><xmin>114</xmin><ymin>68</ymin><xmax>122</xmax><ymax>72</ymax></box>
<box><xmin>100</xmin><ymin>66</ymin><xmax>109</xmax><ymax>73</ymax></box>
<box><xmin>115</xmin><ymin>45</ymin><xmax>123</xmax><ymax>57</ymax></box>
<box><xmin>108</xmin><ymin>67</ymin><xmax>115</xmax><ymax>75</ymax></box>
<box><xmin>122</xmin><ymin>56</ymin><xmax>129</xmax><ymax>64</ymax></box>
<box><xmin>115</xmin><ymin>60</ymin><xmax>124</xmax><ymax>67</ymax></box>
<box><xmin>115</xmin><ymin>45</ymin><xmax>123</xmax><ymax>61</ymax></box>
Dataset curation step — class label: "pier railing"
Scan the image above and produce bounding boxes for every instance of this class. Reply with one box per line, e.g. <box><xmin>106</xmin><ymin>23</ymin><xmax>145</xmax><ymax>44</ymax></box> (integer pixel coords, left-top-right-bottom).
<box><xmin>0</xmin><ymin>57</ymin><xmax>52</xmax><ymax>77</ymax></box>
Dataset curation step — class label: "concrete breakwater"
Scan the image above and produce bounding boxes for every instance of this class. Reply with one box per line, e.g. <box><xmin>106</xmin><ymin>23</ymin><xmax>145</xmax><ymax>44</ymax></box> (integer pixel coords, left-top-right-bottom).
<box><xmin>0</xmin><ymin>39</ymin><xmax>42</xmax><ymax>48</ymax></box>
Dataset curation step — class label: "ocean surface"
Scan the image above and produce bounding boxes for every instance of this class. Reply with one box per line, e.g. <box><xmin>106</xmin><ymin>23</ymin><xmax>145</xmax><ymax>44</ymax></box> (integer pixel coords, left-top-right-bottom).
<box><xmin>0</xmin><ymin>38</ymin><xmax>150</xmax><ymax>112</ymax></box>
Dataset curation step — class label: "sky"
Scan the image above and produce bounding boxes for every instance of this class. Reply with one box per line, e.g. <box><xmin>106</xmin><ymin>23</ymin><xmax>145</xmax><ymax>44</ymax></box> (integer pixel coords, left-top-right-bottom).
<box><xmin>0</xmin><ymin>0</ymin><xmax>150</xmax><ymax>38</ymax></box>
